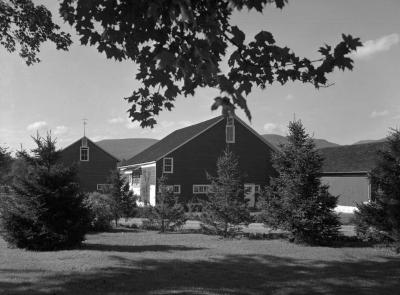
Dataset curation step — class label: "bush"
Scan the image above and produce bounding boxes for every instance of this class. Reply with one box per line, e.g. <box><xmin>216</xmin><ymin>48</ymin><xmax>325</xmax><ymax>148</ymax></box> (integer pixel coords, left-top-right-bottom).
<box><xmin>134</xmin><ymin>205</ymin><xmax>153</xmax><ymax>218</ymax></box>
<box><xmin>201</xmin><ymin>148</ymin><xmax>251</xmax><ymax>237</ymax></box>
<box><xmin>148</xmin><ymin>177</ymin><xmax>187</xmax><ymax>232</ymax></box>
<box><xmin>0</xmin><ymin>134</ymin><xmax>91</xmax><ymax>250</ymax></box>
<box><xmin>85</xmin><ymin>192</ymin><xmax>114</xmax><ymax>231</ymax></box>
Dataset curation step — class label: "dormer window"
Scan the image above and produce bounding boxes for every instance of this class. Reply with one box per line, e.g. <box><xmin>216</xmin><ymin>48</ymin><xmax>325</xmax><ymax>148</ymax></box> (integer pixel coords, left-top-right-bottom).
<box><xmin>226</xmin><ymin>117</ymin><xmax>235</xmax><ymax>143</ymax></box>
<box><xmin>80</xmin><ymin>147</ymin><xmax>89</xmax><ymax>161</ymax></box>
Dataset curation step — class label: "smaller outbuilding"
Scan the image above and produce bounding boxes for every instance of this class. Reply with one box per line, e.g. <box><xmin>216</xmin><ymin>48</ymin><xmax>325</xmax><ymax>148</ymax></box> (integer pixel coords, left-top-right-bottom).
<box><xmin>319</xmin><ymin>142</ymin><xmax>385</xmax><ymax>212</ymax></box>
<box><xmin>59</xmin><ymin>136</ymin><xmax>119</xmax><ymax>192</ymax></box>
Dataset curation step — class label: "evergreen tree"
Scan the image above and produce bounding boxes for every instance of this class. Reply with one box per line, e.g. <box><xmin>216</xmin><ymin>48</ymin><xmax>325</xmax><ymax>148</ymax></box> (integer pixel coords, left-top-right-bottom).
<box><xmin>201</xmin><ymin>148</ymin><xmax>251</xmax><ymax>237</ymax></box>
<box><xmin>355</xmin><ymin>129</ymin><xmax>400</xmax><ymax>243</ymax></box>
<box><xmin>0</xmin><ymin>145</ymin><xmax>14</xmax><ymax>186</ymax></box>
<box><xmin>107</xmin><ymin>169</ymin><xmax>137</xmax><ymax>226</ymax></box>
<box><xmin>0</xmin><ymin>133</ymin><xmax>90</xmax><ymax>250</ymax></box>
<box><xmin>261</xmin><ymin>120</ymin><xmax>340</xmax><ymax>244</ymax></box>
<box><xmin>150</xmin><ymin>176</ymin><xmax>187</xmax><ymax>233</ymax></box>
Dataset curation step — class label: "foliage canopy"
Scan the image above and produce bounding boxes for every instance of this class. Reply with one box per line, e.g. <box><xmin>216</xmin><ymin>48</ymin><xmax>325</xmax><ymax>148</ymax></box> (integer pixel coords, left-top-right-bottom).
<box><xmin>2</xmin><ymin>1</ymin><xmax>362</xmax><ymax>127</ymax></box>
<box><xmin>0</xmin><ymin>0</ymin><xmax>71</xmax><ymax>65</ymax></box>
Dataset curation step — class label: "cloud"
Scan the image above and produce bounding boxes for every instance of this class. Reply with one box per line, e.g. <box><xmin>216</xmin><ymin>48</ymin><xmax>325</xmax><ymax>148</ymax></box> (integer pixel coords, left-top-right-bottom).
<box><xmin>125</xmin><ymin>119</ymin><xmax>140</xmax><ymax>129</ymax></box>
<box><xmin>351</xmin><ymin>33</ymin><xmax>399</xmax><ymax>59</ymax></box>
<box><xmin>27</xmin><ymin>121</ymin><xmax>47</xmax><ymax>131</ymax></box>
<box><xmin>54</xmin><ymin>125</ymin><xmax>69</xmax><ymax>135</ymax></box>
<box><xmin>108</xmin><ymin>116</ymin><xmax>140</xmax><ymax>129</ymax></box>
<box><xmin>91</xmin><ymin>135</ymin><xmax>109</xmax><ymax>142</ymax></box>
<box><xmin>263</xmin><ymin>123</ymin><xmax>285</xmax><ymax>135</ymax></box>
<box><xmin>370</xmin><ymin>110</ymin><xmax>389</xmax><ymax>118</ymax></box>
<box><xmin>108</xmin><ymin>117</ymin><xmax>125</xmax><ymax>124</ymax></box>
<box><xmin>178</xmin><ymin>120</ymin><xmax>193</xmax><ymax>127</ymax></box>
<box><xmin>160</xmin><ymin>121</ymin><xmax>176</xmax><ymax>128</ymax></box>
<box><xmin>285</xmin><ymin>94</ymin><xmax>294</xmax><ymax>101</ymax></box>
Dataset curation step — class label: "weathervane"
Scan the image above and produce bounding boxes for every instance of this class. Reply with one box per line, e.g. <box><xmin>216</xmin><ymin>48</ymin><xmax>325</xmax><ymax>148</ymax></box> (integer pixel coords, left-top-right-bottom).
<box><xmin>83</xmin><ymin>118</ymin><xmax>88</xmax><ymax>137</ymax></box>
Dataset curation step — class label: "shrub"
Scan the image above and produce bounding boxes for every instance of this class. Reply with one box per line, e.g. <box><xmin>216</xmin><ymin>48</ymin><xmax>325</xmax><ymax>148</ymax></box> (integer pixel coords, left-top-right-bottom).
<box><xmin>260</xmin><ymin>120</ymin><xmax>340</xmax><ymax>245</ymax></box>
<box><xmin>149</xmin><ymin>177</ymin><xmax>187</xmax><ymax>232</ymax></box>
<box><xmin>0</xmin><ymin>134</ymin><xmax>90</xmax><ymax>250</ymax></box>
<box><xmin>201</xmin><ymin>148</ymin><xmax>251</xmax><ymax>238</ymax></box>
<box><xmin>85</xmin><ymin>192</ymin><xmax>113</xmax><ymax>231</ymax></box>
<box><xmin>134</xmin><ymin>205</ymin><xmax>153</xmax><ymax>218</ymax></box>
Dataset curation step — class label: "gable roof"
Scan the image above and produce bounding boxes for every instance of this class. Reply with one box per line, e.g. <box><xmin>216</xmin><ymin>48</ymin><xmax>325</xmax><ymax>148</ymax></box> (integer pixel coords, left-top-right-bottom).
<box><xmin>319</xmin><ymin>141</ymin><xmax>386</xmax><ymax>173</ymax></box>
<box><xmin>122</xmin><ymin>115</ymin><xmax>277</xmax><ymax>167</ymax></box>
<box><xmin>61</xmin><ymin>136</ymin><xmax>119</xmax><ymax>161</ymax></box>
<box><xmin>122</xmin><ymin>116</ymin><xmax>225</xmax><ymax>167</ymax></box>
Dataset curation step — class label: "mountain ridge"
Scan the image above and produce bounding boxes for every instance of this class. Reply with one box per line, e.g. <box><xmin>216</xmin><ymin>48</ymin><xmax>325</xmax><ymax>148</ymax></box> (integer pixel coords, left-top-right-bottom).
<box><xmin>262</xmin><ymin>134</ymin><xmax>339</xmax><ymax>149</ymax></box>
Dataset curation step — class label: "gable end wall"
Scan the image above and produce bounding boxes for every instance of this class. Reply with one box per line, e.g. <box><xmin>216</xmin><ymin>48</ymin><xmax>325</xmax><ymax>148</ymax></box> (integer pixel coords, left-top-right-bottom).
<box><xmin>155</xmin><ymin>118</ymin><xmax>275</xmax><ymax>202</ymax></box>
<box><xmin>59</xmin><ymin>140</ymin><xmax>118</xmax><ymax>192</ymax></box>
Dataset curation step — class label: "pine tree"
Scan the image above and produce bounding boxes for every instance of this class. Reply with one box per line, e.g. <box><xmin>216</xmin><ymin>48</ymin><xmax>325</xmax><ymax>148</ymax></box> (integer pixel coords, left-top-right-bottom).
<box><xmin>355</xmin><ymin>129</ymin><xmax>400</xmax><ymax>243</ymax></box>
<box><xmin>201</xmin><ymin>148</ymin><xmax>251</xmax><ymax>237</ymax></box>
<box><xmin>261</xmin><ymin>120</ymin><xmax>340</xmax><ymax>244</ymax></box>
<box><xmin>107</xmin><ymin>169</ymin><xmax>137</xmax><ymax>226</ymax></box>
<box><xmin>0</xmin><ymin>145</ymin><xmax>13</xmax><ymax>186</ymax></box>
<box><xmin>0</xmin><ymin>133</ymin><xmax>90</xmax><ymax>250</ymax></box>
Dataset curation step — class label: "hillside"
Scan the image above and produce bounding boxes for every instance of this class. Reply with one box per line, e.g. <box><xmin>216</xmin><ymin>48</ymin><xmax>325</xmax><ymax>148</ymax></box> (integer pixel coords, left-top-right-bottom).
<box><xmin>352</xmin><ymin>138</ymin><xmax>385</xmax><ymax>145</ymax></box>
<box><xmin>96</xmin><ymin>138</ymin><xmax>158</xmax><ymax>161</ymax></box>
<box><xmin>319</xmin><ymin>141</ymin><xmax>387</xmax><ymax>172</ymax></box>
<box><xmin>262</xmin><ymin>134</ymin><xmax>339</xmax><ymax>149</ymax></box>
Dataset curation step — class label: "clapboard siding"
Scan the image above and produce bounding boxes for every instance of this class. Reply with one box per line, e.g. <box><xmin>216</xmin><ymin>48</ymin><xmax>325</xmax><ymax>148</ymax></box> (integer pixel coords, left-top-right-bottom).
<box><xmin>60</xmin><ymin>138</ymin><xmax>118</xmax><ymax>192</ymax></box>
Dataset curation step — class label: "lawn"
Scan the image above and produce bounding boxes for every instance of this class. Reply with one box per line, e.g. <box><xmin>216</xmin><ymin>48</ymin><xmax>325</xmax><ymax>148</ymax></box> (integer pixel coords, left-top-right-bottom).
<box><xmin>0</xmin><ymin>229</ymin><xmax>399</xmax><ymax>295</ymax></box>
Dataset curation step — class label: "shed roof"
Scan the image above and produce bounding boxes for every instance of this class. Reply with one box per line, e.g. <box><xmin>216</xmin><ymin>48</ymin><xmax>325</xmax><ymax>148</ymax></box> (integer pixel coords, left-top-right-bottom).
<box><xmin>319</xmin><ymin>141</ymin><xmax>386</xmax><ymax>173</ymax></box>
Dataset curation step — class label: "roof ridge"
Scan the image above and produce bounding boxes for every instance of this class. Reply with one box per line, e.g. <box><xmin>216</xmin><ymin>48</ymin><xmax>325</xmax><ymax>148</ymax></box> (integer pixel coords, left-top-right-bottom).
<box><xmin>122</xmin><ymin>115</ymin><xmax>224</xmax><ymax>167</ymax></box>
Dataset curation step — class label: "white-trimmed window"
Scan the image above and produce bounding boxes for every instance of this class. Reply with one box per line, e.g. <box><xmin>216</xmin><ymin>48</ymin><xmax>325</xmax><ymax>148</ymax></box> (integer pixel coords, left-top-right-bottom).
<box><xmin>226</xmin><ymin>117</ymin><xmax>235</xmax><ymax>143</ymax></box>
<box><xmin>193</xmin><ymin>184</ymin><xmax>210</xmax><ymax>194</ymax></box>
<box><xmin>97</xmin><ymin>184</ymin><xmax>111</xmax><ymax>192</ymax></box>
<box><xmin>255</xmin><ymin>185</ymin><xmax>261</xmax><ymax>194</ymax></box>
<box><xmin>173</xmin><ymin>185</ymin><xmax>181</xmax><ymax>194</ymax></box>
<box><xmin>80</xmin><ymin>147</ymin><xmax>89</xmax><ymax>161</ymax></box>
<box><xmin>132</xmin><ymin>176</ymin><xmax>140</xmax><ymax>186</ymax></box>
<box><xmin>163</xmin><ymin>157</ymin><xmax>173</xmax><ymax>173</ymax></box>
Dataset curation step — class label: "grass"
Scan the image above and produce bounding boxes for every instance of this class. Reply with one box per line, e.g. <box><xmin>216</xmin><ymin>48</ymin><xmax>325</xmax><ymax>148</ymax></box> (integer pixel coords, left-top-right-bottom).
<box><xmin>1</xmin><ymin>229</ymin><xmax>399</xmax><ymax>295</ymax></box>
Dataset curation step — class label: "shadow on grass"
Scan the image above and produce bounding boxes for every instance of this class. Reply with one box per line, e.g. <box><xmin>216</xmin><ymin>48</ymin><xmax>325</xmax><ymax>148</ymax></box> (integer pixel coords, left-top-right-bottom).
<box><xmin>81</xmin><ymin>243</ymin><xmax>206</xmax><ymax>253</ymax></box>
<box><xmin>1</xmin><ymin>253</ymin><xmax>399</xmax><ymax>295</ymax></box>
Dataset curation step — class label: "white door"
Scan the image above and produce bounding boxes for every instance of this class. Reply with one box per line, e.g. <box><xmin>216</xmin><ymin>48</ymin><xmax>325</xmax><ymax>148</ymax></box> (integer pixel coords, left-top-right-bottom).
<box><xmin>149</xmin><ymin>185</ymin><xmax>156</xmax><ymax>206</ymax></box>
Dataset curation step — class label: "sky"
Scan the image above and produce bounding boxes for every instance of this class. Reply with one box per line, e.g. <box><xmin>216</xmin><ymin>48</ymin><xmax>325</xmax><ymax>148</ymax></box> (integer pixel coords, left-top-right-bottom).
<box><xmin>1</xmin><ymin>0</ymin><xmax>400</xmax><ymax>152</ymax></box>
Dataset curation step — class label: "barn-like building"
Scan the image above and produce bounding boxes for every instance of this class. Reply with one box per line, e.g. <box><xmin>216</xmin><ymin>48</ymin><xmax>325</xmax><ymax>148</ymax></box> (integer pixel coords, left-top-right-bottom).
<box><xmin>60</xmin><ymin>136</ymin><xmax>119</xmax><ymax>192</ymax></box>
<box><xmin>119</xmin><ymin>115</ymin><xmax>277</xmax><ymax>206</ymax></box>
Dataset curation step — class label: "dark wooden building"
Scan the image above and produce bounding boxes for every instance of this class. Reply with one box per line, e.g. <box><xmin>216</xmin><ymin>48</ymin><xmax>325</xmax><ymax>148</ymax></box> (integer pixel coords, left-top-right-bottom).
<box><xmin>119</xmin><ymin>115</ymin><xmax>277</xmax><ymax>206</ymax></box>
<box><xmin>60</xmin><ymin>136</ymin><xmax>119</xmax><ymax>192</ymax></box>
<box><xmin>319</xmin><ymin>142</ymin><xmax>384</xmax><ymax>212</ymax></box>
